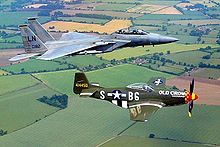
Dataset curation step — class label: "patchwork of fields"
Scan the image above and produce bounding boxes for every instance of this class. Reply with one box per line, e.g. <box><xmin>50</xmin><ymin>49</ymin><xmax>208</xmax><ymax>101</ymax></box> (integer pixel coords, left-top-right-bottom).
<box><xmin>0</xmin><ymin>64</ymin><xmax>219</xmax><ymax>146</ymax></box>
<box><xmin>43</xmin><ymin>19</ymin><xmax>132</xmax><ymax>34</ymax></box>
<box><xmin>191</xmin><ymin>68</ymin><xmax>220</xmax><ymax>79</ymax></box>
<box><xmin>128</xmin><ymin>4</ymin><xmax>182</xmax><ymax>14</ymax></box>
<box><xmin>0</xmin><ymin>12</ymin><xmax>50</xmax><ymax>26</ymax></box>
<box><xmin>0</xmin><ymin>0</ymin><xmax>220</xmax><ymax>146</ymax></box>
<box><xmin>97</xmin><ymin>44</ymin><xmax>219</xmax><ymax>60</ymax></box>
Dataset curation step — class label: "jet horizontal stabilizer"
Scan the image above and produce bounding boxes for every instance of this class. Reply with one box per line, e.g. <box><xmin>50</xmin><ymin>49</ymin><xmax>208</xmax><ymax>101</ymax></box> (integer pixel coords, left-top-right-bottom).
<box><xmin>9</xmin><ymin>53</ymin><xmax>40</xmax><ymax>61</ymax></box>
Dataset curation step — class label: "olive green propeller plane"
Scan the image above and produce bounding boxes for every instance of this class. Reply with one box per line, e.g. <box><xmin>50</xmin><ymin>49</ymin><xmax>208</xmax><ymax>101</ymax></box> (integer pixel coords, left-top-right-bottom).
<box><xmin>73</xmin><ymin>73</ymin><xmax>199</xmax><ymax>122</ymax></box>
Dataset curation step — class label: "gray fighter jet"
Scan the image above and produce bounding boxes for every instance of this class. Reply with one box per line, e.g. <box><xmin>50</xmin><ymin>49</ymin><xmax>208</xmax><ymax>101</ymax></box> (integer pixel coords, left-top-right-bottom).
<box><xmin>10</xmin><ymin>18</ymin><xmax>179</xmax><ymax>61</ymax></box>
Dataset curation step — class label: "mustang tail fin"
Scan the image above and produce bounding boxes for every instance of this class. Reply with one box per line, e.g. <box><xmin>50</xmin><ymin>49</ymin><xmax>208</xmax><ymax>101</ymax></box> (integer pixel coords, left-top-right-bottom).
<box><xmin>19</xmin><ymin>24</ymin><xmax>47</xmax><ymax>53</ymax></box>
<box><xmin>73</xmin><ymin>72</ymin><xmax>91</xmax><ymax>94</ymax></box>
<box><xmin>28</xmin><ymin>17</ymin><xmax>55</xmax><ymax>43</ymax></box>
<box><xmin>73</xmin><ymin>72</ymin><xmax>100</xmax><ymax>95</ymax></box>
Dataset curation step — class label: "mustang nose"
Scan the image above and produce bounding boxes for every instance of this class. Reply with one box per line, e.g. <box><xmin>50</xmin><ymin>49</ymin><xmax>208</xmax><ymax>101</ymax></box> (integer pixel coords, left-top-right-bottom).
<box><xmin>159</xmin><ymin>36</ymin><xmax>179</xmax><ymax>43</ymax></box>
<box><xmin>184</xmin><ymin>91</ymin><xmax>199</xmax><ymax>102</ymax></box>
<box><xmin>192</xmin><ymin>93</ymin><xmax>199</xmax><ymax>100</ymax></box>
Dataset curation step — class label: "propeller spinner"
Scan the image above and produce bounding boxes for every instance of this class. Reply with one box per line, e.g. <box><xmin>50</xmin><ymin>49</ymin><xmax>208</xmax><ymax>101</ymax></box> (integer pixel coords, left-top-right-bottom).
<box><xmin>185</xmin><ymin>79</ymin><xmax>199</xmax><ymax>117</ymax></box>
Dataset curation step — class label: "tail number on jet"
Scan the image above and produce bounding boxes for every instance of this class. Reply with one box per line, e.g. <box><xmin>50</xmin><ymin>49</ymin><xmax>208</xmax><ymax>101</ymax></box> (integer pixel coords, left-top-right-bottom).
<box><xmin>28</xmin><ymin>36</ymin><xmax>37</xmax><ymax>42</ymax></box>
<box><xmin>32</xmin><ymin>44</ymin><xmax>41</xmax><ymax>48</ymax></box>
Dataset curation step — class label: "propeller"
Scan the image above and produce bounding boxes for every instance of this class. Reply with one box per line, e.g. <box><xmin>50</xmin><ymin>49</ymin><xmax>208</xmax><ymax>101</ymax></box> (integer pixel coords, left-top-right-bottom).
<box><xmin>185</xmin><ymin>79</ymin><xmax>198</xmax><ymax>118</ymax></box>
<box><xmin>190</xmin><ymin>79</ymin><xmax>194</xmax><ymax>95</ymax></box>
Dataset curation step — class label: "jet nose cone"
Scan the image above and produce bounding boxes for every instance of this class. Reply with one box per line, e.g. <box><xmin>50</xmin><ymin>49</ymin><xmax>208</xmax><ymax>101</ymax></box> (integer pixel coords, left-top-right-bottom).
<box><xmin>159</xmin><ymin>36</ymin><xmax>179</xmax><ymax>44</ymax></box>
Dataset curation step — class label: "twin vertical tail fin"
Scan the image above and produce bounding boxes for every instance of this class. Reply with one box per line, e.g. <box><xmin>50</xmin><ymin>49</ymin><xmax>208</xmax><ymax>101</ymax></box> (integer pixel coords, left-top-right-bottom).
<box><xmin>9</xmin><ymin>17</ymin><xmax>53</xmax><ymax>62</ymax></box>
<box><xmin>19</xmin><ymin>24</ymin><xmax>47</xmax><ymax>53</ymax></box>
<box><xmin>28</xmin><ymin>17</ymin><xmax>55</xmax><ymax>43</ymax></box>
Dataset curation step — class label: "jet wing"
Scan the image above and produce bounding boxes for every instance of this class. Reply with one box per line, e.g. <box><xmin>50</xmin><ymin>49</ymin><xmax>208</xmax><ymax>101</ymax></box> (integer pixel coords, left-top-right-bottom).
<box><xmin>9</xmin><ymin>53</ymin><xmax>40</xmax><ymax>62</ymax></box>
<box><xmin>59</xmin><ymin>32</ymin><xmax>98</xmax><ymax>41</ymax></box>
<box><xmin>129</xmin><ymin>102</ymin><xmax>163</xmax><ymax>122</ymax></box>
<box><xmin>104</xmin><ymin>39</ymin><xmax>130</xmax><ymax>52</ymax></box>
<box><xmin>38</xmin><ymin>38</ymin><xmax>131</xmax><ymax>60</ymax></box>
<box><xmin>37</xmin><ymin>41</ymin><xmax>114</xmax><ymax>60</ymax></box>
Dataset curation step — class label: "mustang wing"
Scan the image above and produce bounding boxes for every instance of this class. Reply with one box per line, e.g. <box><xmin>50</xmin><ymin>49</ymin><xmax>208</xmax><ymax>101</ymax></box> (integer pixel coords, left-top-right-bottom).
<box><xmin>129</xmin><ymin>102</ymin><xmax>163</xmax><ymax>122</ymax></box>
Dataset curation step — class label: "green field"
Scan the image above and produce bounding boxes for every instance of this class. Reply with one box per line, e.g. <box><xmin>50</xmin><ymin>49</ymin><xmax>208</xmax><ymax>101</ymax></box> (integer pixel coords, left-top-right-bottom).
<box><xmin>58</xmin><ymin>16</ymin><xmax>109</xmax><ymax>24</ymax></box>
<box><xmin>97</xmin><ymin>44</ymin><xmax>219</xmax><ymax>60</ymax></box>
<box><xmin>137</xmin><ymin>12</ymin><xmax>208</xmax><ymax>21</ymax></box>
<box><xmin>163</xmin><ymin>49</ymin><xmax>220</xmax><ymax>66</ymax></box>
<box><xmin>136</xmin><ymin>25</ymin><xmax>160</xmax><ymax>31</ymax></box>
<box><xmin>0</xmin><ymin>69</ymin><xmax>9</xmax><ymax>75</ymax></box>
<box><xmin>101</xmin><ymin>135</ymin><xmax>205</xmax><ymax>147</ymax></box>
<box><xmin>94</xmin><ymin>3</ymin><xmax>136</xmax><ymax>11</ymax></box>
<box><xmin>163</xmin><ymin>50</ymin><xmax>209</xmax><ymax>66</ymax></box>
<box><xmin>121</xmin><ymin>105</ymin><xmax>220</xmax><ymax>145</ymax></box>
<box><xmin>1</xmin><ymin>55</ymin><xmax>110</xmax><ymax>74</ymax></box>
<box><xmin>34</xmin><ymin>64</ymin><xmax>173</xmax><ymax>95</ymax></box>
<box><xmin>0</xmin><ymin>35</ymin><xmax>22</xmax><ymax>43</ymax></box>
<box><xmin>85</xmin><ymin>0</ymin><xmax>180</xmax><ymax>5</ymax></box>
<box><xmin>0</xmin><ymin>0</ymin><xmax>14</xmax><ymax>5</ymax></box>
<box><xmin>55</xmin><ymin>55</ymin><xmax>110</xmax><ymax>68</ymax></box>
<box><xmin>157</xmin><ymin>64</ymin><xmax>185</xmax><ymax>75</ymax></box>
<box><xmin>0</xmin><ymin>74</ymin><xmax>39</xmax><ymax>95</ymax></box>
<box><xmin>212</xmin><ymin>52</ymin><xmax>220</xmax><ymax>59</ymax></box>
<box><xmin>0</xmin><ymin>42</ymin><xmax>22</xmax><ymax>49</ymax></box>
<box><xmin>0</xmin><ymin>64</ymin><xmax>173</xmax><ymax>146</ymax></box>
<box><xmin>191</xmin><ymin>68</ymin><xmax>220</xmax><ymax>79</ymax></box>
<box><xmin>133</xmin><ymin>19</ymin><xmax>165</xmax><ymax>26</ymax></box>
<box><xmin>0</xmin><ymin>65</ymin><xmax>219</xmax><ymax>146</ymax></box>
<box><xmin>0</xmin><ymin>83</ymin><xmax>60</xmax><ymax>133</ymax></box>
<box><xmin>0</xmin><ymin>74</ymin><xmax>61</xmax><ymax>133</ymax></box>
<box><xmin>2</xmin><ymin>59</ymin><xmax>70</xmax><ymax>74</ymax></box>
<box><xmin>0</xmin><ymin>12</ymin><xmax>50</xmax><ymax>26</ymax></box>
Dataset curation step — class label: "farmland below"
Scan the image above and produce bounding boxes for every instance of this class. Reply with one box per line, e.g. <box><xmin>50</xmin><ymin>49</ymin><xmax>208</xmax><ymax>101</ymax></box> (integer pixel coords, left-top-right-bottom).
<box><xmin>0</xmin><ymin>65</ymin><xmax>219</xmax><ymax>146</ymax></box>
<box><xmin>0</xmin><ymin>0</ymin><xmax>220</xmax><ymax>146</ymax></box>
<box><xmin>0</xmin><ymin>74</ymin><xmax>62</xmax><ymax>133</ymax></box>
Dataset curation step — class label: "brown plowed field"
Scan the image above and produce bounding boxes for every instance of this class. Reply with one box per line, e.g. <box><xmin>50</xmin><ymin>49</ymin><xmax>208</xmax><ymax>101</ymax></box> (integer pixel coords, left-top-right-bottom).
<box><xmin>0</xmin><ymin>49</ymin><xmax>24</xmax><ymax>66</ymax></box>
<box><xmin>167</xmin><ymin>76</ymin><xmax>220</xmax><ymax>106</ymax></box>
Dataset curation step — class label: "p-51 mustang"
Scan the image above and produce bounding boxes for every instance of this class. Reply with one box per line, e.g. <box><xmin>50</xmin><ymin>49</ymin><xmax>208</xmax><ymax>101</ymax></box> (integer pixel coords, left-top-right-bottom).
<box><xmin>10</xmin><ymin>17</ymin><xmax>178</xmax><ymax>61</ymax></box>
<box><xmin>73</xmin><ymin>73</ymin><xmax>198</xmax><ymax>122</ymax></box>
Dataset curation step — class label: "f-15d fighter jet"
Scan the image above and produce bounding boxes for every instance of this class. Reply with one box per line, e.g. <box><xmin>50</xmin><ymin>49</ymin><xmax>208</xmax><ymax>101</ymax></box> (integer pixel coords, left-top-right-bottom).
<box><xmin>73</xmin><ymin>73</ymin><xmax>198</xmax><ymax>122</ymax></box>
<box><xmin>10</xmin><ymin>17</ymin><xmax>179</xmax><ymax>61</ymax></box>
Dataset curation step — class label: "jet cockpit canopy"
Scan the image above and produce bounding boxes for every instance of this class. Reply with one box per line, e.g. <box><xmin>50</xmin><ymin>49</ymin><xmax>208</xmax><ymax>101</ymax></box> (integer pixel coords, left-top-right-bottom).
<box><xmin>115</xmin><ymin>28</ymin><xmax>149</xmax><ymax>35</ymax></box>
<box><xmin>126</xmin><ymin>83</ymin><xmax>154</xmax><ymax>92</ymax></box>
